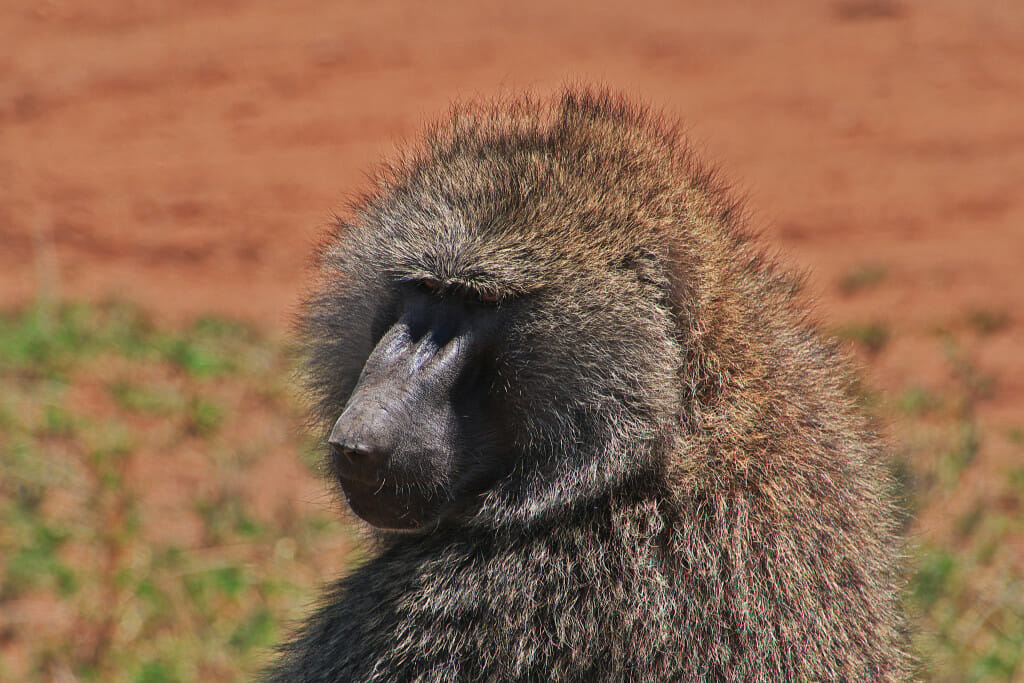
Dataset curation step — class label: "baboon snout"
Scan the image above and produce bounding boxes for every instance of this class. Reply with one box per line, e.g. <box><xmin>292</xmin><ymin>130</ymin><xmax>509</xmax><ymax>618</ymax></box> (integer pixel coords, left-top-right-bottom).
<box><xmin>327</xmin><ymin>308</ymin><xmax>483</xmax><ymax>527</ymax></box>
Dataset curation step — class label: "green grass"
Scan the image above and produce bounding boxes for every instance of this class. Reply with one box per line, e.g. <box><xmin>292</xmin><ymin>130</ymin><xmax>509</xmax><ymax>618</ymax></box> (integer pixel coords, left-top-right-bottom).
<box><xmin>897</xmin><ymin>386</ymin><xmax>943</xmax><ymax>417</ymax></box>
<box><xmin>836</xmin><ymin>321</ymin><xmax>890</xmax><ymax>354</ymax></box>
<box><xmin>185</xmin><ymin>396</ymin><xmax>225</xmax><ymax>436</ymax></box>
<box><xmin>3</xmin><ymin>300</ymin><xmax>1022</xmax><ymax>681</ymax></box>
<box><xmin>109</xmin><ymin>380</ymin><xmax>182</xmax><ymax>415</ymax></box>
<box><xmin>0</xmin><ymin>301</ymin><xmax>348</xmax><ymax>681</ymax></box>
<box><xmin>837</xmin><ymin>263</ymin><xmax>888</xmax><ymax>294</ymax></box>
<box><xmin>965</xmin><ymin>309</ymin><xmax>1011</xmax><ymax>336</ymax></box>
<box><xmin>896</xmin><ymin>334</ymin><xmax>1024</xmax><ymax>682</ymax></box>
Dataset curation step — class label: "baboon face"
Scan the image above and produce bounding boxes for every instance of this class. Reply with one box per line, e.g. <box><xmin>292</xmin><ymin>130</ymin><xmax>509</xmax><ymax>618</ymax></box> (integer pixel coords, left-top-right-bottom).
<box><xmin>319</xmin><ymin>254</ymin><xmax>671</xmax><ymax>528</ymax></box>
<box><xmin>306</xmin><ymin>107</ymin><xmax>685</xmax><ymax>532</ymax></box>
<box><xmin>317</xmin><ymin>236</ymin><xmax>680</xmax><ymax>532</ymax></box>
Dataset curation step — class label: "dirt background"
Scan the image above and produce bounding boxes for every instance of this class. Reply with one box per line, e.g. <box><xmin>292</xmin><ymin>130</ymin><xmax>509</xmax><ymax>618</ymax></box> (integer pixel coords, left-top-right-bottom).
<box><xmin>2</xmin><ymin>0</ymin><xmax>1022</xmax><ymax>658</ymax></box>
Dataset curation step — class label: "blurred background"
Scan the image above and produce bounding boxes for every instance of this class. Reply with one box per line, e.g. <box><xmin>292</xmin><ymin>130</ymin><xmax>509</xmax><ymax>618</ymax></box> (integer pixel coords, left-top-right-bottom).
<box><xmin>2</xmin><ymin>0</ymin><xmax>1022</xmax><ymax>680</ymax></box>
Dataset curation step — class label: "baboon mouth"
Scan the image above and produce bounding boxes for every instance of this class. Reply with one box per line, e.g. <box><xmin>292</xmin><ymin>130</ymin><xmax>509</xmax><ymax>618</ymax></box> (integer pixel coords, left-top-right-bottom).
<box><xmin>333</xmin><ymin>467</ymin><xmax>380</xmax><ymax>487</ymax></box>
<box><xmin>337</xmin><ymin>473</ymin><xmax>443</xmax><ymax>530</ymax></box>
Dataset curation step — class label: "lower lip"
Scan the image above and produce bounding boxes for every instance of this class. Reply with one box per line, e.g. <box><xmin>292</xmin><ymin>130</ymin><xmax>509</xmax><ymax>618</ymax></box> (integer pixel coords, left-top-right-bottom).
<box><xmin>336</xmin><ymin>470</ymin><xmax>381</xmax><ymax>488</ymax></box>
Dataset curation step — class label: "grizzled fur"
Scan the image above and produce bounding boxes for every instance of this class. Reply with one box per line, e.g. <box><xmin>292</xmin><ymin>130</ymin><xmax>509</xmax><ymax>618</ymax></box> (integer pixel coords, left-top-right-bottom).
<box><xmin>268</xmin><ymin>89</ymin><xmax>910</xmax><ymax>681</ymax></box>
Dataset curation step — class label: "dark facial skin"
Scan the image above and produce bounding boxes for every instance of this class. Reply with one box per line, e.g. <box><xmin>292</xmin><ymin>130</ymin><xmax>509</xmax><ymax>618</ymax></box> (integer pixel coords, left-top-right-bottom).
<box><xmin>327</xmin><ymin>279</ymin><xmax>512</xmax><ymax>531</ymax></box>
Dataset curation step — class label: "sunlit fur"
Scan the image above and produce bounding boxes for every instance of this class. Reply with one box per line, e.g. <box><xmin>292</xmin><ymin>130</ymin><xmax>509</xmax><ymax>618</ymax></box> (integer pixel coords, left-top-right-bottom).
<box><xmin>269</xmin><ymin>88</ymin><xmax>910</xmax><ymax>681</ymax></box>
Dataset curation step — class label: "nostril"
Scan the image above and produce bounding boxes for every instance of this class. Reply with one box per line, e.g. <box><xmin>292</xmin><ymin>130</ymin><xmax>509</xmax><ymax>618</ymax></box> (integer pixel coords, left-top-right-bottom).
<box><xmin>330</xmin><ymin>440</ymin><xmax>365</xmax><ymax>461</ymax></box>
<box><xmin>329</xmin><ymin>442</ymin><xmax>351</xmax><ymax>463</ymax></box>
<box><xmin>328</xmin><ymin>439</ymin><xmax>385</xmax><ymax>478</ymax></box>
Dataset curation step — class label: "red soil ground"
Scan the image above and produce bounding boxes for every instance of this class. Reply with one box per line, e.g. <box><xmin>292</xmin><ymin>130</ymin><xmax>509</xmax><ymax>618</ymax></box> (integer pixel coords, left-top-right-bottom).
<box><xmin>2</xmin><ymin>0</ymin><xmax>1022</xmax><ymax>550</ymax></box>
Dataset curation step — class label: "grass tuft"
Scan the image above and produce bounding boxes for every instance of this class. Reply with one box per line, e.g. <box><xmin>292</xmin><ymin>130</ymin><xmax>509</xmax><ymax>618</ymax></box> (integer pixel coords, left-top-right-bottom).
<box><xmin>0</xmin><ymin>300</ymin><xmax>346</xmax><ymax>680</ymax></box>
<box><xmin>836</xmin><ymin>321</ymin><xmax>890</xmax><ymax>354</ymax></box>
<box><xmin>965</xmin><ymin>309</ymin><xmax>1011</xmax><ymax>336</ymax></box>
<box><xmin>837</xmin><ymin>263</ymin><xmax>888</xmax><ymax>294</ymax></box>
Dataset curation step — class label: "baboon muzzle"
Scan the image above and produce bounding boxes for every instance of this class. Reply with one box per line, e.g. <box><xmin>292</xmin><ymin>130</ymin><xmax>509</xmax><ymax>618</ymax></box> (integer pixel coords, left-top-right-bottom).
<box><xmin>328</xmin><ymin>308</ymin><xmax>479</xmax><ymax>529</ymax></box>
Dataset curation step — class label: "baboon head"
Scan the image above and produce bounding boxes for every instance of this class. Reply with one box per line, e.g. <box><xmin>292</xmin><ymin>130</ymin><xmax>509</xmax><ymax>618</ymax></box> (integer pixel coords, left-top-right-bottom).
<box><xmin>301</xmin><ymin>92</ymin><xmax>692</xmax><ymax>532</ymax></box>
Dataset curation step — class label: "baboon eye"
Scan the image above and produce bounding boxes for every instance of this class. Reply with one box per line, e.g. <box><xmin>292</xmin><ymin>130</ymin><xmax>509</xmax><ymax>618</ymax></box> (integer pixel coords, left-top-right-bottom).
<box><xmin>479</xmin><ymin>291</ymin><xmax>499</xmax><ymax>305</ymax></box>
<box><xmin>418</xmin><ymin>278</ymin><xmax>441</xmax><ymax>294</ymax></box>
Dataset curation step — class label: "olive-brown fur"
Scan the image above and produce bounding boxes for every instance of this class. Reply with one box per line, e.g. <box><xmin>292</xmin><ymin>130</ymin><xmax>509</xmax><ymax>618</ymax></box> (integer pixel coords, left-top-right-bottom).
<box><xmin>268</xmin><ymin>89</ymin><xmax>910</xmax><ymax>681</ymax></box>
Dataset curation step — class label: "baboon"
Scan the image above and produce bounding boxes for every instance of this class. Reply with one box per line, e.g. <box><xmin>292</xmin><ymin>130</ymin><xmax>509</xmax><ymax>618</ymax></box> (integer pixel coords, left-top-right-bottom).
<box><xmin>268</xmin><ymin>89</ymin><xmax>910</xmax><ymax>681</ymax></box>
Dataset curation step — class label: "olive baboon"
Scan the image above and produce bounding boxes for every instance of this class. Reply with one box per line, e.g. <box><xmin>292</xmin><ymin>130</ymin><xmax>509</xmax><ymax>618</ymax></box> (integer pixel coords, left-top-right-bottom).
<box><xmin>268</xmin><ymin>89</ymin><xmax>909</xmax><ymax>681</ymax></box>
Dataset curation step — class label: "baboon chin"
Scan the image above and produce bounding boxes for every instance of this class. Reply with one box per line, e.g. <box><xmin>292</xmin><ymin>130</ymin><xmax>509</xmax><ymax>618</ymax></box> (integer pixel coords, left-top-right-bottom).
<box><xmin>268</xmin><ymin>88</ymin><xmax>910</xmax><ymax>681</ymax></box>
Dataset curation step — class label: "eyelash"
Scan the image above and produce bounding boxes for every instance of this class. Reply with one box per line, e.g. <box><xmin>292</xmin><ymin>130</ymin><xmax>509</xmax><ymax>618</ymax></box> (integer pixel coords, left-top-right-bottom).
<box><xmin>414</xmin><ymin>278</ymin><xmax>499</xmax><ymax>305</ymax></box>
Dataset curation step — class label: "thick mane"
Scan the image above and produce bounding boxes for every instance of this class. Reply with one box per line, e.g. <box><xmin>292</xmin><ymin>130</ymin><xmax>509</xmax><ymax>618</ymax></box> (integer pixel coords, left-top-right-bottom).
<box><xmin>274</xmin><ymin>88</ymin><xmax>910</xmax><ymax>682</ymax></box>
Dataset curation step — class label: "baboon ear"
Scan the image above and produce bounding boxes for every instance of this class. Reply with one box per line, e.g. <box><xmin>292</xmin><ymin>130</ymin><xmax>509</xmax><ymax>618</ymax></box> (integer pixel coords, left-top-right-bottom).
<box><xmin>621</xmin><ymin>246</ymin><xmax>697</xmax><ymax>330</ymax></box>
<box><xmin>622</xmin><ymin>248</ymin><xmax>671</xmax><ymax>302</ymax></box>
